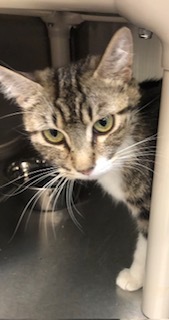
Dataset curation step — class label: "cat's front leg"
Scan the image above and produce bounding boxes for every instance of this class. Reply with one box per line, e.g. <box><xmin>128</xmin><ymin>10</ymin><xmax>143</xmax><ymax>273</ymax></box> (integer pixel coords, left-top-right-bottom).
<box><xmin>116</xmin><ymin>233</ymin><xmax>147</xmax><ymax>291</ymax></box>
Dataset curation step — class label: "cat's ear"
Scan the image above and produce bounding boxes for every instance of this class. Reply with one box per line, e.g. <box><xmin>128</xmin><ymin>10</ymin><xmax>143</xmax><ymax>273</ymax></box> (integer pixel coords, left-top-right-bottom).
<box><xmin>0</xmin><ymin>66</ymin><xmax>43</xmax><ymax>108</ymax></box>
<box><xmin>94</xmin><ymin>27</ymin><xmax>133</xmax><ymax>82</ymax></box>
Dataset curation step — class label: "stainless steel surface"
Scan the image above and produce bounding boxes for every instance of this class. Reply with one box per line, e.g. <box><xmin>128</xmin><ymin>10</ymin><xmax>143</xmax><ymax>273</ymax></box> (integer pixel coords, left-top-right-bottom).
<box><xmin>4</xmin><ymin>158</ymin><xmax>55</xmax><ymax>211</ymax></box>
<box><xmin>138</xmin><ymin>28</ymin><xmax>153</xmax><ymax>40</ymax></box>
<box><xmin>3</xmin><ymin>158</ymin><xmax>87</xmax><ymax>213</ymax></box>
<box><xmin>0</xmin><ymin>178</ymin><xmax>144</xmax><ymax>319</ymax></box>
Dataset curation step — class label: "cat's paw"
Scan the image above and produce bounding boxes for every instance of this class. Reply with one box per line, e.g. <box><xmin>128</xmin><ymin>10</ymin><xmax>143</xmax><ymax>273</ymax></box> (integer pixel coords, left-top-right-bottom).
<box><xmin>116</xmin><ymin>268</ymin><xmax>143</xmax><ymax>291</ymax></box>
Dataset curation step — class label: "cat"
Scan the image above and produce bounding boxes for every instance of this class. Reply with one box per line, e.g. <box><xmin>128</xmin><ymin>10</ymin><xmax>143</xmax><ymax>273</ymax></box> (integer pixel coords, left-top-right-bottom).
<box><xmin>0</xmin><ymin>27</ymin><xmax>161</xmax><ymax>291</ymax></box>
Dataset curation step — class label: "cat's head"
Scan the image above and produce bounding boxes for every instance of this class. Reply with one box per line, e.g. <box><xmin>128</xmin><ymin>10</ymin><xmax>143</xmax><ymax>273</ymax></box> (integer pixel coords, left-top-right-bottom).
<box><xmin>0</xmin><ymin>27</ymin><xmax>140</xmax><ymax>180</ymax></box>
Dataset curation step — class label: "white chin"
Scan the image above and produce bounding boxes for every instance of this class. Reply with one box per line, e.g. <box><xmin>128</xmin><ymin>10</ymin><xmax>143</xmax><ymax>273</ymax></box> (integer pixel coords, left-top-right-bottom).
<box><xmin>90</xmin><ymin>157</ymin><xmax>114</xmax><ymax>179</ymax></box>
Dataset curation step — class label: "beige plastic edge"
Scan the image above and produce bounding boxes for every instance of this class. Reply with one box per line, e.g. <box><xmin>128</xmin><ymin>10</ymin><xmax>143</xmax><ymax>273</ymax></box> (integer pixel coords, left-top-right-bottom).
<box><xmin>1</xmin><ymin>0</ymin><xmax>169</xmax><ymax>318</ymax></box>
<box><xmin>0</xmin><ymin>0</ymin><xmax>117</xmax><ymax>13</ymax></box>
<box><xmin>143</xmin><ymin>70</ymin><xmax>169</xmax><ymax>318</ymax></box>
<box><xmin>116</xmin><ymin>1</ymin><xmax>169</xmax><ymax>318</ymax></box>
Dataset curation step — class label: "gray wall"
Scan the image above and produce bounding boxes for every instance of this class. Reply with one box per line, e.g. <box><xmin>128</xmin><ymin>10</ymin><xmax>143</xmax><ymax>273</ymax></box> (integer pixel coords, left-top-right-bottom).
<box><xmin>0</xmin><ymin>15</ymin><xmax>50</xmax><ymax>160</ymax></box>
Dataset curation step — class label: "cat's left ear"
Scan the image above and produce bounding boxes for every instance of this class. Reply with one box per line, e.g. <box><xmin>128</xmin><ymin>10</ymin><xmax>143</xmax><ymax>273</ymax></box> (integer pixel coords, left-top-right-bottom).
<box><xmin>0</xmin><ymin>66</ymin><xmax>43</xmax><ymax>108</ymax></box>
<box><xmin>94</xmin><ymin>27</ymin><xmax>133</xmax><ymax>82</ymax></box>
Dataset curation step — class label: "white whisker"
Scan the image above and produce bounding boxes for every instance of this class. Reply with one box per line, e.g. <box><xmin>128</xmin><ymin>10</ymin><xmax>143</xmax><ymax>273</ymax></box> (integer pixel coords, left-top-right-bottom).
<box><xmin>4</xmin><ymin>169</ymin><xmax>54</xmax><ymax>197</ymax></box>
<box><xmin>69</xmin><ymin>181</ymin><xmax>84</xmax><ymax>218</ymax></box>
<box><xmin>116</xmin><ymin>134</ymin><xmax>157</xmax><ymax>157</ymax></box>
<box><xmin>9</xmin><ymin>170</ymin><xmax>61</xmax><ymax>241</ymax></box>
<box><xmin>135</xmin><ymin>95</ymin><xmax>160</xmax><ymax>115</ymax></box>
<box><xmin>25</xmin><ymin>173</ymin><xmax>63</xmax><ymax>232</ymax></box>
<box><xmin>50</xmin><ymin>177</ymin><xmax>68</xmax><ymax>239</ymax></box>
<box><xmin>66</xmin><ymin>180</ymin><xmax>84</xmax><ymax>233</ymax></box>
<box><xmin>0</xmin><ymin>166</ymin><xmax>54</xmax><ymax>190</ymax></box>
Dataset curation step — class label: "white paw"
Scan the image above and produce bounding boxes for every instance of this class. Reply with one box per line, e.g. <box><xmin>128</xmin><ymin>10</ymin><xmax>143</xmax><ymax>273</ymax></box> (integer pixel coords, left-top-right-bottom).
<box><xmin>116</xmin><ymin>268</ymin><xmax>143</xmax><ymax>291</ymax></box>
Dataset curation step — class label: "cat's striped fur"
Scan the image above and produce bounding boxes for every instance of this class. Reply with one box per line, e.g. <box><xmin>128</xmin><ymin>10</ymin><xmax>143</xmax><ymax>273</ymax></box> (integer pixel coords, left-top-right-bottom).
<box><xmin>0</xmin><ymin>27</ymin><xmax>161</xmax><ymax>291</ymax></box>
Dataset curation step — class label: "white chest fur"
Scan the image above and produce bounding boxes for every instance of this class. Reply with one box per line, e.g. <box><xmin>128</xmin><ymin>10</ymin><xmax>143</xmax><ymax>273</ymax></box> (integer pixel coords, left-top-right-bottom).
<box><xmin>97</xmin><ymin>169</ymin><xmax>125</xmax><ymax>202</ymax></box>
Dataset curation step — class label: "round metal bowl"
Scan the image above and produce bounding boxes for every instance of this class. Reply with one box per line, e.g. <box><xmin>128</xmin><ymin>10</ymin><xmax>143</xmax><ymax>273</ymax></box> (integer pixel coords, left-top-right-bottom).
<box><xmin>4</xmin><ymin>158</ymin><xmax>67</xmax><ymax>212</ymax></box>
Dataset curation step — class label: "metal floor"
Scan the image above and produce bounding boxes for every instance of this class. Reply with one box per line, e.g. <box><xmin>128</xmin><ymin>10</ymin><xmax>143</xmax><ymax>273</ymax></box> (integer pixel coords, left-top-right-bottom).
<box><xmin>0</xmin><ymin>176</ymin><xmax>144</xmax><ymax>319</ymax></box>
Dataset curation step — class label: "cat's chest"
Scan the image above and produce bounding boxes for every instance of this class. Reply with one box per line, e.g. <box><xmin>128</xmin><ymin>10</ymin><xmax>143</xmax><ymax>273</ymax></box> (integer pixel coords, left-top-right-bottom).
<box><xmin>97</xmin><ymin>169</ymin><xmax>125</xmax><ymax>202</ymax></box>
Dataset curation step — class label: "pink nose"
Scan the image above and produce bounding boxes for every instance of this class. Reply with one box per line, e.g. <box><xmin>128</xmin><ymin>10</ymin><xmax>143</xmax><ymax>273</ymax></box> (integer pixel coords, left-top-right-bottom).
<box><xmin>78</xmin><ymin>167</ymin><xmax>94</xmax><ymax>176</ymax></box>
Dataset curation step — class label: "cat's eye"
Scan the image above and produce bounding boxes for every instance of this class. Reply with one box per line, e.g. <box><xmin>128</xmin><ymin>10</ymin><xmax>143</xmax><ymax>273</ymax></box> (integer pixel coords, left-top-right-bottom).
<box><xmin>43</xmin><ymin>129</ymin><xmax>64</xmax><ymax>144</ymax></box>
<box><xmin>93</xmin><ymin>115</ymin><xmax>114</xmax><ymax>134</ymax></box>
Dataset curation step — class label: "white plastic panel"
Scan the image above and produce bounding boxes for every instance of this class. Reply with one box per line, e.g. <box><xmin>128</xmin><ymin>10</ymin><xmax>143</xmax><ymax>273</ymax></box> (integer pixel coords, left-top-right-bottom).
<box><xmin>0</xmin><ymin>0</ymin><xmax>117</xmax><ymax>13</ymax></box>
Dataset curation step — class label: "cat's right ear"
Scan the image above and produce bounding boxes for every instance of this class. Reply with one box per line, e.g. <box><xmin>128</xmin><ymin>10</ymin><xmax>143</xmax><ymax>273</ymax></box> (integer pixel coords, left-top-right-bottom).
<box><xmin>0</xmin><ymin>66</ymin><xmax>43</xmax><ymax>108</ymax></box>
<box><xmin>93</xmin><ymin>27</ymin><xmax>133</xmax><ymax>82</ymax></box>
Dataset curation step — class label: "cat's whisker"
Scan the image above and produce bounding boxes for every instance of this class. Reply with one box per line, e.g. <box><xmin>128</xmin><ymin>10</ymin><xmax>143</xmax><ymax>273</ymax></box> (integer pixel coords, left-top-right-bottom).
<box><xmin>115</xmin><ymin>151</ymin><xmax>157</xmax><ymax>172</ymax></box>
<box><xmin>39</xmin><ymin>178</ymin><xmax>59</xmax><ymax>242</ymax></box>
<box><xmin>114</xmin><ymin>159</ymin><xmax>148</xmax><ymax>178</ymax></box>
<box><xmin>117</xmin><ymin>162</ymin><xmax>151</xmax><ymax>179</ymax></box>
<box><xmin>46</xmin><ymin>176</ymin><xmax>66</xmax><ymax>215</ymax></box>
<box><xmin>116</xmin><ymin>152</ymin><xmax>155</xmax><ymax>167</ymax></box>
<box><xmin>116</xmin><ymin>148</ymin><xmax>168</xmax><ymax>165</ymax></box>
<box><xmin>116</xmin><ymin>134</ymin><xmax>158</xmax><ymax>157</ymax></box>
<box><xmin>41</xmin><ymin>176</ymin><xmax>68</xmax><ymax>240</ymax></box>
<box><xmin>0</xmin><ymin>166</ymin><xmax>54</xmax><ymax>190</ymax></box>
<box><xmin>0</xmin><ymin>110</ymin><xmax>46</xmax><ymax>121</ymax></box>
<box><xmin>0</xmin><ymin>111</ymin><xmax>24</xmax><ymax>120</ymax></box>
<box><xmin>135</xmin><ymin>95</ymin><xmax>160</xmax><ymax>115</ymax></box>
<box><xmin>23</xmin><ymin>173</ymin><xmax>63</xmax><ymax>242</ymax></box>
<box><xmin>121</xmin><ymin>146</ymin><xmax>157</xmax><ymax>153</ymax></box>
<box><xmin>25</xmin><ymin>173</ymin><xmax>63</xmax><ymax>232</ymax></box>
<box><xmin>121</xmin><ymin>150</ymin><xmax>167</xmax><ymax>160</ymax></box>
<box><xmin>121</xmin><ymin>153</ymin><xmax>158</xmax><ymax>163</ymax></box>
<box><xmin>9</xmin><ymin>170</ymin><xmax>62</xmax><ymax>241</ymax></box>
<box><xmin>123</xmin><ymin>159</ymin><xmax>157</xmax><ymax>170</ymax></box>
<box><xmin>9</xmin><ymin>188</ymin><xmax>40</xmax><ymax>242</ymax></box>
<box><xmin>117</xmin><ymin>151</ymin><xmax>156</xmax><ymax>161</ymax></box>
<box><xmin>9</xmin><ymin>172</ymin><xmax>53</xmax><ymax>197</ymax></box>
<box><xmin>50</xmin><ymin>177</ymin><xmax>67</xmax><ymax>212</ymax></box>
<box><xmin>50</xmin><ymin>177</ymin><xmax>68</xmax><ymax>239</ymax></box>
<box><xmin>119</xmin><ymin>160</ymin><xmax>158</xmax><ymax>177</ymax></box>
<box><xmin>35</xmin><ymin>174</ymin><xmax>66</xmax><ymax>238</ymax></box>
<box><xmin>2</xmin><ymin>167</ymin><xmax>55</xmax><ymax>198</ymax></box>
<box><xmin>69</xmin><ymin>181</ymin><xmax>84</xmax><ymax>219</ymax></box>
<box><xmin>66</xmin><ymin>180</ymin><xmax>84</xmax><ymax>233</ymax></box>
<box><xmin>12</xmin><ymin>124</ymin><xmax>28</xmax><ymax>136</ymax></box>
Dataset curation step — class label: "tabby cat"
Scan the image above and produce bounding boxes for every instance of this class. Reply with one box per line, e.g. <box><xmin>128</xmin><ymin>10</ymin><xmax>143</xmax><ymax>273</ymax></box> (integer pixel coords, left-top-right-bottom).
<box><xmin>0</xmin><ymin>27</ymin><xmax>161</xmax><ymax>291</ymax></box>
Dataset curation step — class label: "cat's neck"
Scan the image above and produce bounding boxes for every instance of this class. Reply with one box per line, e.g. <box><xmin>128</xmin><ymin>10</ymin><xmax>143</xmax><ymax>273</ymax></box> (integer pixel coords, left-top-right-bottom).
<box><xmin>97</xmin><ymin>168</ymin><xmax>124</xmax><ymax>202</ymax></box>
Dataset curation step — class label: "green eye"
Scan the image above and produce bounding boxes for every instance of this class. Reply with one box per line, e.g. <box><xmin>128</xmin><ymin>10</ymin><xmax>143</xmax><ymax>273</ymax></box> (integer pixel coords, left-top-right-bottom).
<box><xmin>43</xmin><ymin>129</ymin><xmax>64</xmax><ymax>144</ymax></box>
<box><xmin>93</xmin><ymin>115</ymin><xmax>114</xmax><ymax>134</ymax></box>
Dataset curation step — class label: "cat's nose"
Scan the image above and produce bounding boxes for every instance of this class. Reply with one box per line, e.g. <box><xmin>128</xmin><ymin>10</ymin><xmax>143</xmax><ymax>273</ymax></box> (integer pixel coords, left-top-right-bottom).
<box><xmin>78</xmin><ymin>167</ymin><xmax>94</xmax><ymax>176</ymax></box>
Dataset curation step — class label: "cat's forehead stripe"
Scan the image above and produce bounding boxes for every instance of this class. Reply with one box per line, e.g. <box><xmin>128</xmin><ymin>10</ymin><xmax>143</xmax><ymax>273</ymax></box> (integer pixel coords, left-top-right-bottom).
<box><xmin>52</xmin><ymin>113</ymin><xmax>57</xmax><ymax>125</ymax></box>
<box><xmin>53</xmin><ymin>65</ymin><xmax>92</xmax><ymax>126</ymax></box>
<box><xmin>74</xmin><ymin>73</ymin><xmax>86</xmax><ymax>105</ymax></box>
<box><xmin>53</xmin><ymin>69</ymin><xmax>61</xmax><ymax>99</ymax></box>
<box><xmin>87</xmin><ymin>106</ymin><xmax>93</xmax><ymax>121</ymax></box>
<box><xmin>55</xmin><ymin>102</ymin><xmax>67</xmax><ymax>123</ymax></box>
